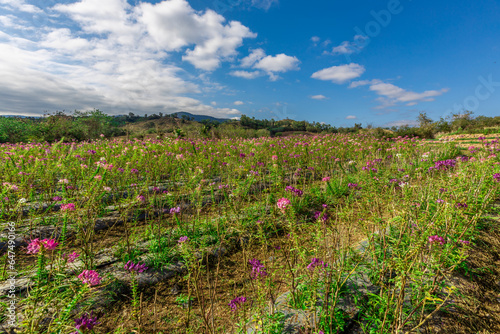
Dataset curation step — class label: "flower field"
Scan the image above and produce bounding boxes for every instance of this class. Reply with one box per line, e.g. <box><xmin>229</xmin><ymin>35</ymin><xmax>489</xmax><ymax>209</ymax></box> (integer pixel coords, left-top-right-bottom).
<box><xmin>1</xmin><ymin>133</ymin><xmax>499</xmax><ymax>334</ymax></box>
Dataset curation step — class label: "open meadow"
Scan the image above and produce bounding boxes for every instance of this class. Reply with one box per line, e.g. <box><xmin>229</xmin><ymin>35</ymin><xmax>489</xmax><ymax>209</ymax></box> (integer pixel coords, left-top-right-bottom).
<box><xmin>1</xmin><ymin>133</ymin><xmax>500</xmax><ymax>334</ymax></box>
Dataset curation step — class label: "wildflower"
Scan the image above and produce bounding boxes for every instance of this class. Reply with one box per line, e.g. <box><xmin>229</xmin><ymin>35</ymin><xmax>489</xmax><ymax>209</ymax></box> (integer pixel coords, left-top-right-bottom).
<box><xmin>137</xmin><ymin>195</ymin><xmax>146</xmax><ymax>203</ymax></box>
<box><xmin>249</xmin><ymin>259</ymin><xmax>267</xmax><ymax>279</ymax></box>
<box><xmin>78</xmin><ymin>270</ymin><xmax>102</xmax><ymax>286</ymax></box>
<box><xmin>178</xmin><ymin>236</ymin><xmax>188</xmax><ymax>244</ymax></box>
<box><xmin>52</xmin><ymin>196</ymin><xmax>63</xmax><ymax>202</ymax></box>
<box><xmin>459</xmin><ymin>240</ymin><xmax>470</xmax><ymax>245</ymax></box>
<box><xmin>103</xmin><ymin>186</ymin><xmax>112</xmax><ymax>192</ymax></box>
<box><xmin>61</xmin><ymin>203</ymin><xmax>76</xmax><ymax>211</ymax></box>
<box><xmin>271</xmin><ymin>155</ymin><xmax>278</xmax><ymax>161</ymax></box>
<box><xmin>455</xmin><ymin>202</ymin><xmax>468</xmax><ymax>208</ymax></box>
<box><xmin>322</xmin><ymin>177</ymin><xmax>331</xmax><ymax>182</ymax></box>
<box><xmin>130</xmin><ymin>168</ymin><xmax>139</xmax><ymax>174</ymax></box>
<box><xmin>58</xmin><ymin>179</ymin><xmax>69</xmax><ymax>184</ymax></box>
<box><xmin>26</xmin><ymin>238</ymin><xmax>58</xmax><ymax>254</ymax></box>
<box><xmin>124</xmin><ymin>261</ymin><xmax>148</xmax><ymax>273</ymax></box>
<box><xmin>439</xmin><ymin>188</ymin><xmax>448</xmax><ymax>193</ymax></box>
<box><xmin>276</xmin><ymin>198</ymin><xmax>291</xmax><ymax>213</ymax></box>
<box><xmin>436</xmin><ymin>199</ymin><xmax>445</xmax><ymax>204</ymax></box>
<box><xmin>307</xmin><ymin>258</ymin><xmax>328</xmax><ymax>271</ymax></box>
<box><xmin>428</xmin><ymin>235</ymin><xmax>446</xmax><ymax>246</ymax></box>
<box><xmin>65</xmin><ymin>252</ymin><xmax>80</xmax><ymax>263</ymax></box>
<box><xmin>71</xmin><ymin>311</ymin><xmax>100</xmax><ymax>334</ymax></box>
<box><xmin>94</xmin><ymin>175</ymin><xmax>102</xmax><ymax>181</ymax></box>
<box><xmin>493</xmin><ymin>173</ymin><xmax>500</xmax><ymax>182</ymax></box>
<box><xmin>314</xmin><ymin>211</ymin><xmax>329</xmax><ymax>223</ymax></box>
<box><xmin>170</xmin><ymin>206</ymin><xmax>181</xmax><ymax>214</ymax></box>
<box><xmin>228</xmin><ymin>296</ymin><xmax>247</xmax><ymax>311</ymax></box>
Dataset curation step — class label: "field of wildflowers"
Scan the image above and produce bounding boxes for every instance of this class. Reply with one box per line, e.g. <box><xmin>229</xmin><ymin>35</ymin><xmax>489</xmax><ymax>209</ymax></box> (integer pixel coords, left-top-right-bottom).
<box><xmin>0</xmin><ymin>133</ymin><xmax>499</xmax><ymax>333</ymax></box>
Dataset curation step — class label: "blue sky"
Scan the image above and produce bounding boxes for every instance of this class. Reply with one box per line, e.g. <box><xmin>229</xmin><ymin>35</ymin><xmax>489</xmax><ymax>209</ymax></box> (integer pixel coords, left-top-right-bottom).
<box><xmin>0</xmin><ymin>0</ymin><xmax>499</xmax><ymax>127</ymax></box>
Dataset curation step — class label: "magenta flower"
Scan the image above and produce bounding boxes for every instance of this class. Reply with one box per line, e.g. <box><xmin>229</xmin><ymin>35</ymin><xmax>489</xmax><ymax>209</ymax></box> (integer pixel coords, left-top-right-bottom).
<box><xmin>249</xmin><ymin>259</ymin><xmax>267</xmax><ymax>279</ymax></box>
<box><xmin>178</xmin><ymin>236</ymin><xmax>188</xmax><ymax>244</ymax></box>
<box><xmin>61</xmin><ymin>203</ymin><xmax>76</xmax><ymax>211</ymax></box>
<box><xmin>228</xmin><ymin>296</ymin><xmax>247</xmax><ymax>311</ymax></box>
<box><xmin>428</xmin><ymin>235</ymin><xmax>446</xmax><ymax>246</ymax></box>
<box><xmin>494</xmin><ymin>173</ymin><xmax>500</xmax><ymax>182</ymax></box>
<box><xmin>78</xmin><ymin>270</ymin><xmax>102</xmax><ymax>286</ymax></box>
<box><xmin>124</xmin><ymin>261</ymin><xmax>148</xmax><ymax>273</ymax></box>
<box><xmin>52</xmin><ymin>196</ymin><xmax>63</xmax><ymax>202</ymax></box>
<box><xmin>170</xmin><ymin>206</ymin><xmax>181</xmax><ymax>214</ymax></box>
<box><xmin>26</xmin><ymin>238</ymin><xmax>59</xmax><ymax>254</ymax></box>
<box><xmin>276</xmin><ymin>198</ymin><xmax>291</xmax><ymax>213</ymax></box>
<box><xmin>436</xmin><ymin>199</ymin><xmax>445</xmax><ymax>204</ymax></box>
<box><xmin>322</xmin><ymin>177</ymin><xmax>331</xmax><ymax>182</ymax></box>
<box><xmin>314</xmin><ymin>211</ymin><xmax>329</xmax><ymax>223</ymax></box>
<box><xmin>136</xmin><ymin>195</ymin><xmax>146</xmax><ymax>203</ymax></box>
<box><xmin>65</xmin><ymin>252</ymin><xmax>80</xmax><ymax>263</ymax></box>
<box><xmin>271</xmin><ymin>155</ymin><xmax>278</xmax><ymax>161</ymax></box>
<box><xmin>70</xmin><ymin>311</ymin><xmax>100</xmax><ymax>334</ymax></box>
<box><xmin>307</xmin><ymin>258</ymin><xmax>328</xmax><ymax>271</ymax></box>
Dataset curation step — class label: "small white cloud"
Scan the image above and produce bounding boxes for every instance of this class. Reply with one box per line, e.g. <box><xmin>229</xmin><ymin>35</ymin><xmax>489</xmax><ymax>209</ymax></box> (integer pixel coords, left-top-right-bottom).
<box><xmin>229</xmin><ymin>70</ymin><xmax>262</xmax><ymax>79</ymax></box>
<box><xmin>254</xmin><ymin>53</ymin><xmax>300</xmax><ymax>73</ymax></box>
<box><xmin>0</xmin><ymin>0</ymin><xmax>42</xmax><ymax>13</ymax></box>
<box><xmin>311</xmin><ymin>36</ymin><xmax>320</xmax><ymax>43</ymax></box>
<box><xmin>329</xmin><ymin>35</ymin><xmax>368</xmax><ymax>55</ymax></box>
<box><xmin>310</xmin><ymin>94</ymin><xmax>327</xmax><ymax>100</ymax></box>
<box><xmin>240</xmin><ymin>48</ymin><xmax>265</xmax><ymax>68</ymax></box>
<box><xmin>350</xmin><ymin>79</ymin><xmax>449</xmax><ymax>109</ymax></box>
<box><xmin>311</xmin><ymin>63</ymin><xmax>365</xmax><ymax>84</ymax></box>
<box><xmin>211</xmin><ymin>101</ymin><xmax>217</xmax><ymax>106</ymax></box>
<box><xmin>234</xmin><ymin>100</ymin><xmax>244</xmax><ymax>105</ymax></box>
<box><xmin>346</xmin><ymin>115</ymin><xmax>357</xmax><ymax>119</ymax></box>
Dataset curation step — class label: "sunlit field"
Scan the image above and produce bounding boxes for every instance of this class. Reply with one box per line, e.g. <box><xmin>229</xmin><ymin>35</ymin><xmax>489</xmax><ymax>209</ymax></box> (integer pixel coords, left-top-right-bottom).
<box><xmin>1</xmin><ymin>133</ymin><xmax>499</xmax><ymax>334</ymax></box>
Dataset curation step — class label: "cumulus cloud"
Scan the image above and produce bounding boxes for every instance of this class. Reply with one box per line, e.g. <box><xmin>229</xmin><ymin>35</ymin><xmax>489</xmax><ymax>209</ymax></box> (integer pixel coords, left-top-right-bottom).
<box><xmin>310</xmin><ymin>95</ymin><xmax>327</xmax><ymax>100</ymax></box>
<box><xmin>346</xmin><ymin>115</ymin><xmax>357</xmax><ymax>119</ymax></box>
<box><xmin>349</xmin><ymin>79</ymin><xmax>449</xmax><ymax>109</ymax></box>
<box><xmin>137</xmin><ymin>0</ymin><xmax>256</xmax><ymax>70</ymax></box>
<box><xmin>0</xmin><ymin>0</ymin><xmax>255</xmax><ymax>117</ymax></box>
<box><xmin>233</xmin><ymin>49</ymin><xmax>299</xmax><ymax>80</ymax></box>
<box><xmin>229</xmin><ymin>70</ymin><xmax>262</xmax><ymax>79</ymax></box>
<box><xmin>328</xmin><ymin>35</ymin><xmax>368</xmax><ymax>55</ymax></box>
<box><xmin>240</xmin><ymin>48</ymin><xmax>265</xmax><ymax>67</ymax></box>
<box><xmin>234</xmin><ymin>100</ymin><xmax>244</xmax><ymax>105</ymax></box>
<box><xmin>311</xmin><ymin>63</ymin><xmax>365</xmax><ymax>84</ymax></box>
<box><xmin>254</xmin><ymin>54</ymin><xmax>300</xmax><ymax>73</ymax></box>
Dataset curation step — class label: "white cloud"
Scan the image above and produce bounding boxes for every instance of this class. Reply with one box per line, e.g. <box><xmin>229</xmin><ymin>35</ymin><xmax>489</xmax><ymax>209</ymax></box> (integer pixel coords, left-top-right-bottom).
<box><xmin>240</xmin><ymin>48</ymin><xmax>265</xmax><ymax>67</ymax></box>
<box><xmin>233</xmin><ymin>49</ymin><xmax>299</xmax><ymax>80</ymax></box>
<box><xmin>0</xmin><ymin>0</ymin><xmax>42</xmax><ymax>13</ymax></box>
<box><xmin>311</xmin><ymin>63</ymin><xmax>365</xmax><ymax>84</ymax></box>
<box><xmin>328</xmin><ymin>35</ymin><xmax>368</xmax><ymax>55</ymax></box>
<box><xmin>234</xmin><ymin>100</ymin><xmax>244</xmax><ymax>105</ymax></box>
<box><xmin>211</xmin><ymin>101</ymin><xmax>217</xmax><ymax>106</ymax></box>
<box><xmin>346</xmin><ymin>115</ymin><xmax>357</xmax><ymax>119</ymax></box>
<box><xmin>135</xmin><ymin>0</ymin><xmax>256</xmax><ymax>71</ymax></box>
<box><xmin>229</xmin><ymin>70</ymin><xmax>262</xmax><ymax>79</ymax></box>
<box><xmin>254</xmin><ymin>54</ymin><xmax>300</xmax><ymax>73</ymax></box>
<box><xmin>350</xmin><ymin>79</ymin><xmax>449</xmax><ymax>109</ymax></box>
<box><xmin>311</xmin><ymin>36</ymin><xmax>320</xmax><ymax>43</ymax></box>
<box><xmin>0</xmin><ymin>0</ymin><xmax>253</xmax><ymax>118</ymax></box>
<box><xmin>310</xmin><ymin>94</ymin><xmax>327</xmax><ymax>100</ymax></box>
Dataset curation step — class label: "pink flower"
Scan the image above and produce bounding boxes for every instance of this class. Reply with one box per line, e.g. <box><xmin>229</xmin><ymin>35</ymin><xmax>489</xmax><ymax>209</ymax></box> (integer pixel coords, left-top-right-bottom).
<box><xmin>322</xmin><ymin>177</ymin><xmax>331</xmax><ymax>182</ymax></box>
<box><xmin>65</xmin><ymin>252</ymin><xmax>80</xmax><ymax>263</ymax></box>
<box><xmin>428</xmin><ymin>235</ymin><xmax>446</xmax><ymax>246</ymax></box>
<box><xmin>61</xmin><ymin>203</ymin><xmax>76</xmax><ymax>211</ymax></box>
<box><xmin>271</xmin><ymin>155</ymin><xmax>278</xmax><ymax>161</ymax></box>
<box><xmin>78</xmin><ymin>270</ymin><xmax>102</xmax><ymax>286</ymax></box>
<box><xmin>58</xmin><ymin>179</ymin><xmax>69</xmax><ymax>184</ymax></box>
<box><xmin>26</xmin><ymin>238</ymin><xmax>59</xmax><ymax>254</ymax></box>
<box><xmin>277</xmin><ymin>198</ymin><xmax>291</xmax><ymax>213</ymax></box>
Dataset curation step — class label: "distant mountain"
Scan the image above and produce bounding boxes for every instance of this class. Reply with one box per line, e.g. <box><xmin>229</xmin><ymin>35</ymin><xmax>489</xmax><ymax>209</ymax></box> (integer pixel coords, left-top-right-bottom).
<box><xmin>171</xmin><ymin>112</ymin><xmax>230</xmax><ymax>122</ymax></box>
